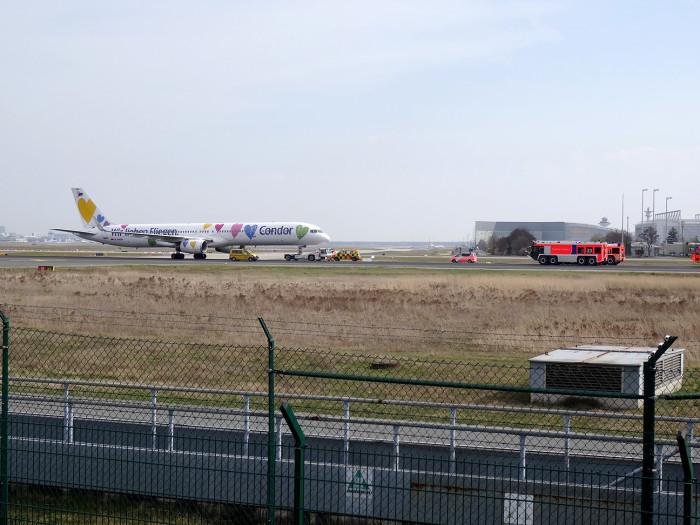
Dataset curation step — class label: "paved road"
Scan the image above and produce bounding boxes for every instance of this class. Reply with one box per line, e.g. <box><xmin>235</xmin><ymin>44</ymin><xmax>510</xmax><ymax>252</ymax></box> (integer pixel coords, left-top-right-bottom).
<box><xmin>1</xmin><ymin>253</ymin><xmax>699</xmax><ymax>273</ymax></box>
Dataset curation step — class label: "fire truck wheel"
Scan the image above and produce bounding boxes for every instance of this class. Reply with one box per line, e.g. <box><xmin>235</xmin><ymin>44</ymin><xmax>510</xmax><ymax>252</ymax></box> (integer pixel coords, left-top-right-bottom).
<box><xmin>588</xmin><ymin>257</ymin><xmax>596</xmax><ymax>265</ymax></box>
<box><xmin>538</xmin><ymin>255</ymin><xmax>547</xmax><ymax>265</ymax></box>
<box><xmin>577</xmin><ymin>256</ymin><xmax>586</xmax><ymax>265</ymax></box>
<box><xmin>607</xmin><ymin>256</ymin><xmax>615</xmax><ymax>265</ymax></box>
<box><xmin>308</xmin><ymin>255</ymin><xmax>316</xmax><ymax>261</ymax></box>
<box><xmin>549</xmin><ymin>256</ymin><xmax>557</xmax><ymax>265</ymax></box>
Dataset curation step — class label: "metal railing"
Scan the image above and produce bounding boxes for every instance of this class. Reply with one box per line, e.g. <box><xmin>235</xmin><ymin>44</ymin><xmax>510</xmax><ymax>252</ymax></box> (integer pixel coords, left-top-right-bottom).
<box><xmin>9</xmin><ymin>376</ymin><xmax>699</xmax><ymax>485</ymax></box>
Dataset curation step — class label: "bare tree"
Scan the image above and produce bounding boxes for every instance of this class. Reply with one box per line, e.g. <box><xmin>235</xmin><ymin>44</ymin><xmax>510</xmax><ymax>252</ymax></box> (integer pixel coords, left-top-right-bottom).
<box><xmin>490</xmin><ymin>229</ymin><xmax>535</xmax><ymax>255</ymax></box>
<box><xmin>604</xmin><ymin>229</ymin><xmax>631</xmax><ymax>255</ymax></box>
<box><xmin>638</xmin><ymin>227</ymin><xmax>658</xmax><ymax>257</ymax></box>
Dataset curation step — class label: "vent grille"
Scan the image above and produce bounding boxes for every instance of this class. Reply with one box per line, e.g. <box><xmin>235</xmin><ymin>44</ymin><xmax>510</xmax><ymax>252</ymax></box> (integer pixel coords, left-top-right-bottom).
<box><xmin>657</xmin><ymin>353</ymin><xmax>683</xmax><ymax>388</ymax></box>
<box><xmin>545</xmin><ymin>364</ymin><xmax>622</xmax><ymax>393</ymax></box>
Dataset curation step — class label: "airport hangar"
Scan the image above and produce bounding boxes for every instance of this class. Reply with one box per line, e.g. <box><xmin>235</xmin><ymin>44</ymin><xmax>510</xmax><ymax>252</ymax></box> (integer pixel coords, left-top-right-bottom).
<box><xmin>475</xmin><ymin>221</ymin><xmax>614</xmax><ymax>245</ymax></box>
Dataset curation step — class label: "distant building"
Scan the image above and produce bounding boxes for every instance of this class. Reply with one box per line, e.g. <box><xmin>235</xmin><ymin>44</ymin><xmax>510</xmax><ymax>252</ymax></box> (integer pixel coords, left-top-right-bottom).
<box><xmin>634</xmin><ymin>212</ymin><xmax>700</xmax><ymax>244</ymax></box>
<box><xmin>0</xmin><ymin>226</ymin><xmax>5</xmax><ymax>235</ymax></box>
<box><xmin>475</xmin><ymin>221</ymin><xmax>613</xmax><ymax>245</ymax></box>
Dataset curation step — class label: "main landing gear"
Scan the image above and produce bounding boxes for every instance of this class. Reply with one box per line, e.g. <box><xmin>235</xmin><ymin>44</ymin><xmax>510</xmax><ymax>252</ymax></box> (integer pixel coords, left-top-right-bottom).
<box><xmin>170</xmin><ymin>252</ymin><xmax>207</xmax><ymax>259</ymax></box>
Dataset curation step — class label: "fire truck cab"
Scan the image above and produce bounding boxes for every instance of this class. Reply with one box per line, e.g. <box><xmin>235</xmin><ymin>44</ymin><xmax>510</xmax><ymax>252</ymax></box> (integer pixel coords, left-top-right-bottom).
<box><xmin>605</xmin><ymin>243</ymin><xmax>625</xmax><ymax>265</ymax></box>
<box><xmin>691</xmin><ymin>246</ymin><xmax>700</xmax><ymax>263</ymax></box>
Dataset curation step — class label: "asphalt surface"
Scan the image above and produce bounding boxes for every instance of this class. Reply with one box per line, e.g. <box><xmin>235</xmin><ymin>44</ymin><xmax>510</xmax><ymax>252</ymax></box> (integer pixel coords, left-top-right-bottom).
<box><xmin>1</xmin><ymin>253</ymin><xmax>699</xmax><ymax>273</ymax></box>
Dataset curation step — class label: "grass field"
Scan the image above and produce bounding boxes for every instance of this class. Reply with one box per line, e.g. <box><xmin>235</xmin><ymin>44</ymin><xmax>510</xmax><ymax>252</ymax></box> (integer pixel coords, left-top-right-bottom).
<box><xmin>1</xmin><ymin>259</ymin><xmax>699</xmax><ymax>366</ymax></box>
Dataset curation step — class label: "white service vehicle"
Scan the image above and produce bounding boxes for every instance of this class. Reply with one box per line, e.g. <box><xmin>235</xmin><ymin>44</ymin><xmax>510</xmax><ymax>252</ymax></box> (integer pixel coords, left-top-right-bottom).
<box><xmin>284</xmin><ymin>247</ymin><xmax>336</xmax><ymax>261</ymax></box>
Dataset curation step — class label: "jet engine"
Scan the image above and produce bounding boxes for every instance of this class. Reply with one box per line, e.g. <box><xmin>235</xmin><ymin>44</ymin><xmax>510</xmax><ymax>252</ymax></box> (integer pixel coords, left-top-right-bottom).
<box><xmin>179</xmin><ymin>239</ymin><xmax>208</xmax><ymax>254</ymax></box>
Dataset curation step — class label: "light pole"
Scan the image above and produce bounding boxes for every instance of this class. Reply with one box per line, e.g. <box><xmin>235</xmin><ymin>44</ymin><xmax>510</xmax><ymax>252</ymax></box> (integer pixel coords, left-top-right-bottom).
<box><xmin>642</xmin><ymin>188</ymin><xmax>648</xmax><ymax>227</ymax></box>
<box><xmin>621</xmin><ymin>194</ymin><xmax>624</xmax><ymax>247</ymax></box>
<box><xmin>665</xmin><ymin>196</ymin><xmax>672</xmax><ymax>247</ymax></box>
<box><xmin>652</xmin><ymin>188</ymin><xmax>659</xmax><ymax>235</ymax></box>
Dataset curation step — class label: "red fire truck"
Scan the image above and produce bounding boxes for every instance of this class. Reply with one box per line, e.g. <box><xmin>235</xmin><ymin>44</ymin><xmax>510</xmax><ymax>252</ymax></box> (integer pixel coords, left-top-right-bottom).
<box><xmin>530</xmin><ymin>241</ymin><xmax>615</xmax><ymax>266</ymax></box>
<box><xmin>691</xmin><ymin>246</ymin><xmax>700</xmax><ymax>263</ymax></box>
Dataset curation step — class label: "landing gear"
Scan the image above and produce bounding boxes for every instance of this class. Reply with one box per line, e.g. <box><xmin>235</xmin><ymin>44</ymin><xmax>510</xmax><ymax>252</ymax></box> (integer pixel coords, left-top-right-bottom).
<box><xmin>193</xmin><ymin>253</ymin><xmax>207</xmax><ymax>260</ymax></box>
<box><xmin>171</xmin><ymin>252</ymin><xmax>185</xmax><ymax>260</ymax></box>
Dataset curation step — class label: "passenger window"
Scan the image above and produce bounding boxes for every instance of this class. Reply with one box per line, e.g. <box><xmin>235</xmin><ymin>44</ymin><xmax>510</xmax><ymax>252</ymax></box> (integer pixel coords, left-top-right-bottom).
<box><xmin>595</xmin><ymin>247</ymin><xmax>601</xmax><ymax>254</ymax></box>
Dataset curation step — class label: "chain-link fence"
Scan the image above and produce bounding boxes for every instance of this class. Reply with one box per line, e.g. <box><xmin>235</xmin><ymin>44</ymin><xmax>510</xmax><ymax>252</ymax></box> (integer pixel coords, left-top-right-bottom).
<box><xmin>0</xmin><ymin>312</ymin><xmax>698</xmax><ymax>523</ymax></box>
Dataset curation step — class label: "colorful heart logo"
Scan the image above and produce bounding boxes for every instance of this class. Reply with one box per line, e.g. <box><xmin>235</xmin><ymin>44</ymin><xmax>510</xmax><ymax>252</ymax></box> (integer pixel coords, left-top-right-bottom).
<box><xmin>231</xmin><ymin>223</ymin><xmax>243</xmax><ymax>238</ymax></box>
<box><xmin>97</xmin><ymin>214</ymin><xmax>105</xmax><ymax>223</ymax></box>
<box><xmin>148</xmin><ymin>238</ymin><xmax>156</xmax><ymax>247</ymax></box>
<box><xmin>190</xmin><ymin>241</ymin><xmax>196</xmax><ymax>248</ymax></box>
<box><xmin>103</xmin><ymin>221</ymin><xmax>110</xmax><ymax>227</ymax></box>
<box><xmin>203</xmin><ymin>223</ymin><xmax>213</xmax><ymax>229</ymax></box>
<box><xmin>296</xmin><ymin>225</ymin><xmax>309</xmax><ymax>239</ymax></box>
<box><xmin>78</xmin><ymin>198</ymin><xmax>96</xmax><ymax>224</ymax></box>
<box><xmin>215</xmin><ymin>224</ymin><xmax>224</xmax><ymax>232</ymax></box>
<box><xmin>244</xmin><ymin>224</ymin><xmax>257</xmax><ymax>240</ymax></box>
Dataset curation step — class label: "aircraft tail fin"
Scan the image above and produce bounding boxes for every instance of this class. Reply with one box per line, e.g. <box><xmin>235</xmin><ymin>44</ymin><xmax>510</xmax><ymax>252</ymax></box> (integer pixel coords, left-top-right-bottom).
<box><xmin>71</xmin><ymin>188</ymin><xmax>110</xmax><ymax>230</ymax></box>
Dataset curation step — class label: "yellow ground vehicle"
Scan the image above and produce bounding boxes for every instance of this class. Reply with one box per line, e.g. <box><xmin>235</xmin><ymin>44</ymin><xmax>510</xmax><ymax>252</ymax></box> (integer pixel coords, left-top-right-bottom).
<box><xmin>229</xmin><ymin>248</ymin><xmax>259</xmax><ymax>261</ymax></box>
<box><xmin>330</xmin><ymin>249</ymin><xmax>362</xmax><ymax>261</ymax></box>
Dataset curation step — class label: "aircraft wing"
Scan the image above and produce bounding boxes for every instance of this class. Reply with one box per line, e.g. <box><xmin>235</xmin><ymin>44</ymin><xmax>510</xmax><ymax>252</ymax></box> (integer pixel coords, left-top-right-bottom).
<box><xmin>52</xmin><ymin>228</ymin><xmax>214</xmax><ymax>244</ymax></box>
<box><xmin>117</xmin><ymin>231</ymin><xmax>207</xmax><ymax>243</ymax></box>
<box><xmin>52</xmin><ymin>228</ymin><xmax>100</xmax><ymax>237</ymax></box>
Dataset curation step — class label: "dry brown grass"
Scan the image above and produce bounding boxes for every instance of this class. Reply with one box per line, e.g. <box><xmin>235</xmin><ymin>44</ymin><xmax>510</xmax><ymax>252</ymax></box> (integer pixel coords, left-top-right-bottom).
<box><xmin>1</xmin><ymin>266</ymin><xmax>699</xmax><ymax>365</ymax></box>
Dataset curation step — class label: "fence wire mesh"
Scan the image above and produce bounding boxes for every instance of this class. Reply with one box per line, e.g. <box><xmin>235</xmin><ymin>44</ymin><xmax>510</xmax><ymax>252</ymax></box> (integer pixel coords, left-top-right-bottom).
<box><xmin>0</xmin><ymin>323</ymin><xmax>698</xmax><ymax>523</ymax></box>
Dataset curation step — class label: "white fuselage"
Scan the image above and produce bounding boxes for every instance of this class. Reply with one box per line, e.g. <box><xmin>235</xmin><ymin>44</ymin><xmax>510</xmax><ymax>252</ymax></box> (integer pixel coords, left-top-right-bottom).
<box><xmin>77</xmin><ymin>222</ymin><xmax>329</xmax><ymax>249</ymax></box>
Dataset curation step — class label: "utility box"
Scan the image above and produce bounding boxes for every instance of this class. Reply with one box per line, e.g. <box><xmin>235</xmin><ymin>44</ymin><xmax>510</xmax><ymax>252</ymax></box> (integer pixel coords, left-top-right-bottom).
<box><xmin>529</xmin><ymin>345</ymin><xmax>684</xmax><ymax>410</ymax></box>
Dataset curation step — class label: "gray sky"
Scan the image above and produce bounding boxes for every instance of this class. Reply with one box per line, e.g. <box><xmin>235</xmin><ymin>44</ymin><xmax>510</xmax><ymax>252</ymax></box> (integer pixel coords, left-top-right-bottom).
<box><xmin>2</xmin><ymin>1</ymin><xmax>699</xmax><ymax>242</ymax></box>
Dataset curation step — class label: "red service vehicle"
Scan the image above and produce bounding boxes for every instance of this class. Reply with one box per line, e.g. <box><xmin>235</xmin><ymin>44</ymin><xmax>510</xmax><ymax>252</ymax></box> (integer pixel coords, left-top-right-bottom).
<box><xmin>691</xmin><ymin>246</ymin><xmax>700</xmax><ymax>263</ymax></box>
<box><xmin>451</xmin><ymin>252</ymin><xmax>477</xmax><ymax>263</ymax></box>
<box><xmin>605</xmin><ymin>243</ymin><xmax>625</xmax><ymax>265</ymax></box>
<box><xmin>530</xmin><ymin>241</ymin><xmax>609</xmax><ymax>266</ymax></box>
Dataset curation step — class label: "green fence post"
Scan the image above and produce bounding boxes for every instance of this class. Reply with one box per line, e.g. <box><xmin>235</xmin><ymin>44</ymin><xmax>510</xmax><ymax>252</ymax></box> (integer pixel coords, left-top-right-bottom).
<box><xmin>280</xmin><ymin>403</ymin><xmax>306</xmax><ymax>525</ymax></box>
<box><xmin>259</xmin><ymin>317</ymin><xmax>276</xmax><ymax>525</ymax></box>
<box><xmin>676</xmin><ymin>430</ymin><xmax>695</xmax><ymax>525</ymax></box>
<box><xmin>641</xmin><ymin>335</ymin><xmax>677</xmax><ymax>525</ymax></box>
<box><xmin>0</xmin><ymin>309</ymin><xmax>9</xmax><ymax>525</ymax></box>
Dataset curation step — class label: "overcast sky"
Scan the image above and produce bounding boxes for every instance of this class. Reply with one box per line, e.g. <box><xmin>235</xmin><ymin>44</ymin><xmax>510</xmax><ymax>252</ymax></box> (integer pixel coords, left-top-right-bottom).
<box><xmin>2</xmin><ymin>1</ymin><xmax>699</xmax><ymax>242</ymax></box>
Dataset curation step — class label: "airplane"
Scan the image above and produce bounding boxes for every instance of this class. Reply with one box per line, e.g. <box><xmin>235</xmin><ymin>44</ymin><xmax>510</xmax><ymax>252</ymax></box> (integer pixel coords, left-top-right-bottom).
<box><xmin>53</xmin><ymin>188</ymin><xmax>331</xmax><ymax>259</ymax></box>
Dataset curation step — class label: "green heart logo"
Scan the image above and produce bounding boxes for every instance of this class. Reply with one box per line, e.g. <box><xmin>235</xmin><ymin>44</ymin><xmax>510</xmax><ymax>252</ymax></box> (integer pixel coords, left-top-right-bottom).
<box><xmin>296</xmin><ymin>225</ymin><xmax>309</xmax><ymax>239</ymax></box>
<box><xmin>148</xmin><ymin>238</ymin><xmax>156</xmax><ymax>247</ymax></box>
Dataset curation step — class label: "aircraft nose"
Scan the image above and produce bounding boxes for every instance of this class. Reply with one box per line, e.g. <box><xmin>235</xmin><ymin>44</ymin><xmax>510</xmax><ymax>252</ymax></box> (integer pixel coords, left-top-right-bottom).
<box><xmin>322</xmin><ymin>232</ymin><xmax>331</xmax><ymax>243</ymax></box>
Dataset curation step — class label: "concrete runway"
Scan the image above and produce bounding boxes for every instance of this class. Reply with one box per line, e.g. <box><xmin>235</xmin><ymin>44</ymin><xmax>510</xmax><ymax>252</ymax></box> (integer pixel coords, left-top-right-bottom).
<box><xmin>1</xmin><ymin>252</ymin><xmax>698</xmax><ymax>273</ymax></box>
